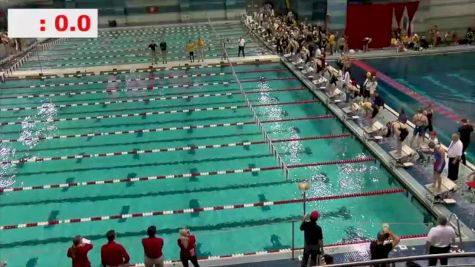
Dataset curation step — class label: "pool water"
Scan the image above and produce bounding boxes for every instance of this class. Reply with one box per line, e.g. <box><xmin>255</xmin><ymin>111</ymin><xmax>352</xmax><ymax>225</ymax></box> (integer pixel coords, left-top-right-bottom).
<box><xmin>21</xmin><ymin>22</ymin><xmax>267</xmax><ymax>70</ymax></box>
<box><xmin>357</xmin><ymin>52</ymin><xmax>475</xmax><ymax>162</ymax></box>
<box><xmin>0</xmin><ymin>60</ymin><xmax>435</xmax><ymax>267</ymax></box>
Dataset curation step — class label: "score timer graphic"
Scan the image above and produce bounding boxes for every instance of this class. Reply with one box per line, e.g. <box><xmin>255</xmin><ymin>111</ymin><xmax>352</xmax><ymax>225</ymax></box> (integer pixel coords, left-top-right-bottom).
<box><xmin>8</xmin><ymin>9</ymin><xmax>98</xmax><ymax>38</ymax></box>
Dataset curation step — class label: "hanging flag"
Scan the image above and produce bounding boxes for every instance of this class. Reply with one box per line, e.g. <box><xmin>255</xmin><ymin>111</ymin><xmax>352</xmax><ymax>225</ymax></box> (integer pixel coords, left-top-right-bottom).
<box><xmin>146</xmin><ymin>6</ymin><xmax>160</xmax><ymax>14</ymax></box>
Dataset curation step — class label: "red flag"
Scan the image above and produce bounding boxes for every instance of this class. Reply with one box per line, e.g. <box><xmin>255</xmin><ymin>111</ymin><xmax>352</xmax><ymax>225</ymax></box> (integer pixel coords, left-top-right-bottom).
<box><xmin>146</xmin><ymin>6</ymin><xmax>159</xmax><ymax>14</ymax></box>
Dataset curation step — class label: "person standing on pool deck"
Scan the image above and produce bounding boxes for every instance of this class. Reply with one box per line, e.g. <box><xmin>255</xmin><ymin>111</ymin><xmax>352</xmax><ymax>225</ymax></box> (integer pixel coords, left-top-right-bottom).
<box><xmin>425</xmin><ymin>104</ymin><xmax>434</xmax><ymax>134</ymax></box>
<box><xmin>101</xmin><ymin>230</ymin><xmax>130</xmax><ymax>267</ymax></box>
<box><xmin>148</xmin><ymin>40</ymin><xmax>159</xmax><ymax>65</ymax></box>
<box><xmin>67</xmin><ymin>235</ymin><xmax>93</xmax><ymax>267</ymax></box>
<box><xmin>238</xmin><ymin>36</ymin><xmax>246</xmax><ymax>57</ymax></box>
<box><xmin>429</xmin><ymin>141</ymin><xmax>446</xmax><ymax>192</ymax></box>
<box><xmin>177</xmin><ymin>228</ymin><xmax>200</xmax><ymax>267</ymax></box>
<box><xmin>185</xmin><ymin>40</ymin><xmax>195</xmax><ymax>63</ymax></box>
<box><xmin>447</xmin><ymin>133</ymin><xmax>463</xmax><ymax>181</ymax></box>
<box><xmin>159</xmin><ymin>40</ymin><xmax>167</xmax><ymax>64</ymax></box>
<box><xmin>394</xmin><ymin>120</ymin><xmax>409</xmax><ymax>156</ymax></box>
<box><xmin>142</xmin><ymin>226</ymin><xmax>164</xmax><ymax>267</ymax></box>
<box><xmin>369</xmin><ymin>224</ymin><xmax>400</xmax><ymax>267</ymax></box>
<box><xmin>195</xmin><ymin>37</ymin><xmax>205</xmax><ymax>62</ymax></box>
<box><xmin>458</xmin><ymin>118</ymin><xmax>473</xmax><ymax>165</ymax></box>
<box><xmin>426</xmin><ymin>216</ymin><xmax>456</xmax><ymax>266</ymax></box>
<box><xmin>221</xmin><ymin>37</ymin><xmax>229</xmax><ymax>61</ymax></box>
<box><xmin>300</xmin><ymin>211</ymin><xmax>323</xmax><ymax>267</ymax></box>
<box><xmin>410</xmin><ymin>109</ymin><xmax>428</xmax><ymax>149</ymax></box>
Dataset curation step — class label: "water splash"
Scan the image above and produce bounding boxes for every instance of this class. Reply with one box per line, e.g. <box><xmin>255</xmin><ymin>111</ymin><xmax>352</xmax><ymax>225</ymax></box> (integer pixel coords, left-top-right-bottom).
<box><xmin>0</xmin><ymin>145</ymin><xmax>16</xmax><ymax>188</ymax></box>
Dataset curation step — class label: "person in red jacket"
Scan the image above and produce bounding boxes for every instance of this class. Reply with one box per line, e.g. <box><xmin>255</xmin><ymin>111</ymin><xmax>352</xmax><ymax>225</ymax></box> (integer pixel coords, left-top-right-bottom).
<box><xmin>67</xmin><ymin>235</ymin><xmax>93</xmax><ymax>267</ymax></box>
<box><xmin>101</xmin><ymin>230</ymin><xmax>130</xmax><ymax>267</ymax></box>
<box><xmin>177</xmin><ymin>228</ymin><xmax>200</xmax><ymax>267</ymax></box>
<box><xmin>142</xmin><ymin>226</ymin><xmax>164</xmax><ymax>267</ymax></box>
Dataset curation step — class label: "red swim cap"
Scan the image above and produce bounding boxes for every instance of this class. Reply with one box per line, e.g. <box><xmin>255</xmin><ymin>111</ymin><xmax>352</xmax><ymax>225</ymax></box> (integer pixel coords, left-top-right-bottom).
<box><xmin>310</xmin><ymin>210</ymin><xmax>319</xmax><ymax>220</ymax></box>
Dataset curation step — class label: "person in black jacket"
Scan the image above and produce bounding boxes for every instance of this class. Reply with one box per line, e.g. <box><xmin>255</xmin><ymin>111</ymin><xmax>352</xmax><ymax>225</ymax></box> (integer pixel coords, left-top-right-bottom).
<box><xmin>300</xmin><ymin>211</ymin><xmax>323</xmax><ymax>267</ymax></box>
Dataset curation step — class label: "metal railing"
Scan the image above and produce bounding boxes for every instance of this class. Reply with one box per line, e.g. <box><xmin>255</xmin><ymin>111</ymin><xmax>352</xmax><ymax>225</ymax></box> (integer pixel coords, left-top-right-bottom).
<box><xmin>325</xmin><ymin>252</ymin><xmax>475</xmax><ymax>267</ymax></box>
<box><xmin>449</xmin><ymin>212</ymin><xmax>464</xmax><ymax>251</ymax></box>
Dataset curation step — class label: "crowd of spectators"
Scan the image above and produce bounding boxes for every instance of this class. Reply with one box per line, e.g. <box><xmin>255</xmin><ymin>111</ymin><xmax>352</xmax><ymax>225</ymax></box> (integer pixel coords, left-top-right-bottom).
<box><xmin>391</xmin><ymin>26</ymin><xmax>474</xmax><ymax>52</ymax></box>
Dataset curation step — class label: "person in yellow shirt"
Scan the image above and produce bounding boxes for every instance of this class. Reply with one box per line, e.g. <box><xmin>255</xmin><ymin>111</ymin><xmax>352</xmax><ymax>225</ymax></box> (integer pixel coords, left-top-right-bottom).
<box><xmin>196</xmin><ymin>37</ymin><xmax>205</xmax><ymax>62</ymax></box>
<box><xmin>185</xmin><ymin>40</ymin><xmax>195</xmax><ymax>63</ymax></box>
<box><xmin>328</xmin><ymin>33</ymin><xmax>336</xmax><ymax>55</ymax></box>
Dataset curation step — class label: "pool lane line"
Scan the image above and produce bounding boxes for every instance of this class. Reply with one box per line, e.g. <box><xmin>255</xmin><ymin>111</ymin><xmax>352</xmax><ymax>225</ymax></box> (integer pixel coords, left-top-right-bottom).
<box><xmin>1</xmin><ymin>134</ymin><xmax>352</xmax><ymax>165</ymax></box>
<box><xmin>0</xmin><ymin>99</ymin><xmax>318</xmax><ymax>126</ymax></box>
<box><xmin>0</xmin><ymin>77</ymin><xmax>296</xmax><ymax>100</ymax></box>
<box><xmin>0</xmin><ymin>157</ymin><xmax>374</xmax><ymax>194</ymax></box>
<box><xmin>0</xmin><ymin>187</ymin><xmax>401</xmax><ymax>230</ymax></box>
<box><xmin>352</xmin><ymin>60</ymin><xmax>462</xmax><ymax>122</ymax></box>
<box><xmin>0</xmin><ymin>115</ymin><xmax>334</xmax><ymax>144</ymax></box>
<box><xmin>0</xmin><ymin>87</ymin><xmax>305</xmax><ymax>112</ymax></box>
<box><xmin>6</xmin><ymin>67</ymin><xmax>284</xmax><ymax>90</ymax></box>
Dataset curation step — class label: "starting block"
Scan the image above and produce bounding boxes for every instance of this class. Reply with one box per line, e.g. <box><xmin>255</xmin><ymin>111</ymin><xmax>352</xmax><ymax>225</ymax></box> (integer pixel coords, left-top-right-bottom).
<box><xmin>390</xmin><ymin>145</ymin><xmax>416</xmax><ymax>167</ymax></box>
<box><xmin>426</xmin><ymin>176</ymin><xmax>458</xmax><ymax>203</ymax></box>
<box><xmin>327</xmin><ymin>88</ymin><xmax>342</xmax><ymax>99</ymax></box>
<box><xmin>342</xmin><ymin>103</ymin><xmax>360</xmax><ymax>115</ymax></box>
<box><xmin>364</xmin><ymin>121</ymin><xmax>384</xmax><ymax>136</ymax></box>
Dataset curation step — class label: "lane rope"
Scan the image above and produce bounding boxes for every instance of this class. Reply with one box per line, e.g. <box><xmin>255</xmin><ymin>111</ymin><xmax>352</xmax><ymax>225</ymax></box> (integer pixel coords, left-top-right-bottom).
<box><xmin>0</xmin><ymin>99</ymin><xmax>318</xmax><ymax>126</ymax></box>
<box><xmin>0</xmin><ymin>157</ymin><xmax>375</xmax><ymax>193</ymax></box>
<box><xmin>11</xmin><ymin>67</ymin><xmax>284</xmax><ymax>90</ymax></box>
<box><xmin>0</xmin><ymin>187</ymin><xmax>400</xmax><ymax>230</ymax></box>
<box><xmin>0</xmin><ymin>77</ymin><xmax>296</xmax><ymax>100</ymax></box>
<box><xmin>1</xmin><ymin>134</ymin><xmax>352</xmax><ymax>165</ymax></box>
<box><xmin>0</xmin><ymin>115</ymin><xmax>335</xmax><ymax>144</ymax></box>
<box><xmin>0</xmin><ymin>87</ymin><xmax>305</xmax><ymax>112</ymax></box>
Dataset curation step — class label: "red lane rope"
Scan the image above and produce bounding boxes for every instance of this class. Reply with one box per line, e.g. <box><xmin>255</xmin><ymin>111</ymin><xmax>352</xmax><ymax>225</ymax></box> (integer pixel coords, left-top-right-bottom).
<box><xmin>0</xmin><ymin>157</ymin><xmax>375</xmax><ymax>193</ymax></box>
<box><xmin>0</xmin><ymin>77</ymin><xmax>297</xmax><ymax>100</ymax></box>
<box><xmin>1</xmin><ymin>115</ymin><xmax>335</xmax><ymax>144</ymax></box>
<box><xmin>0</xmin><ymin>87</ymin><xmax>306</xmax><ymax>112</ymax></box>
<box><xmin>0</xmin><ymin>188</ymin><xmax>403</xmax><ymax>230</ymax></box>
<box><xmin>1</xmin><ymin>134</ymin><xmax>352</xmax><ymax>164</ymax></box>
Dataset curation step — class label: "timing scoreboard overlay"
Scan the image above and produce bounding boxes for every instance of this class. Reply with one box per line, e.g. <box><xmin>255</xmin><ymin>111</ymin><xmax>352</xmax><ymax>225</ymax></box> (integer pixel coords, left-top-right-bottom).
<box><xmin>8</xmin><ymin>9</ymin><xmax>98</xmax><ymax>38</ymax></box>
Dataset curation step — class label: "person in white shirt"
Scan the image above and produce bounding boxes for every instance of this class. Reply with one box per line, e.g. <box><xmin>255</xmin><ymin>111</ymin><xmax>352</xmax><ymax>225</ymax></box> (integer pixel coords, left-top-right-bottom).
<box><xmin>447</xmin><ymin>133</ymin><xmax>463</xmax><ymax>181</ymax></box>
<box><xmin>238</xmin><ymin>37</ymin><xmax>246</xmax><ymax>57</ymax></box>
<box><xmin>426</xmin><ymin>216</ymin><xmax>456</xmax><ymax>266</ymax></box>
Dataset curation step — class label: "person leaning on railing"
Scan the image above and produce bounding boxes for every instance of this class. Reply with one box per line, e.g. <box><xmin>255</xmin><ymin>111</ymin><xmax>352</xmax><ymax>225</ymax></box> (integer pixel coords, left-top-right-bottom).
<box><xmin>426</xmin><ymin>216</ymin><xmax>456</xmax><ymax>266</ymax></box>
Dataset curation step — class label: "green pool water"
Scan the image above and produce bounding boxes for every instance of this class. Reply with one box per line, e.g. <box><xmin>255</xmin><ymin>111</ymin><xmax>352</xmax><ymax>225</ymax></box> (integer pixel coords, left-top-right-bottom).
<box><xmin>0</xmin><ymin>61</ymin><xmax>434</xmax><ymax>267</ymax></box>
<box><xmin>21</xmin><ymin>23</ymin><xmax>267</xmax><ymax>70</ymax></box>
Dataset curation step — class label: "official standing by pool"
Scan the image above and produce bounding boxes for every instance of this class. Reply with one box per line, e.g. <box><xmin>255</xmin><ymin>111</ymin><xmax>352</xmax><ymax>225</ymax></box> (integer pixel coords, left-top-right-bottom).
<box><xmin>142</xmin><ymin>226</ymin><xmax>164</xmax><ymax>267</ymax></box>
<box><xmin>300</xmin><ymin>211</ymin><xmax>323</xmax><ymax>267</ymax></box>
<box><xmin>458</xmin><ymin>118</ymin><xmax>473</xmax><ymax>165</ymax></box>
<box><xmin>101</xmin><ymin>230</ymin><xmax>130</xmax><ymax>267</ymax></box>
<box><xmin>238</xmin><ymin>36</ymin><xmax>245</xmax><ymax>57</ymax></box>
<box><xmin>148</xmin><ymin>40</ymin><xmax>159</xmax><ymax>65</ymax></box>
<box><xmin>426</xmin><ymin>216</ymin><xmax>456</xmax><ymax>266</ymax></box>
<box><xmin>447</xmin><ymin>133</ymin><xmax>463</xmax><ymax>181</ymax></box>
<box><xmin>160</xmin><ymin>40</ymin><xmax>167</xmax><ymax>64</ymax></box>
